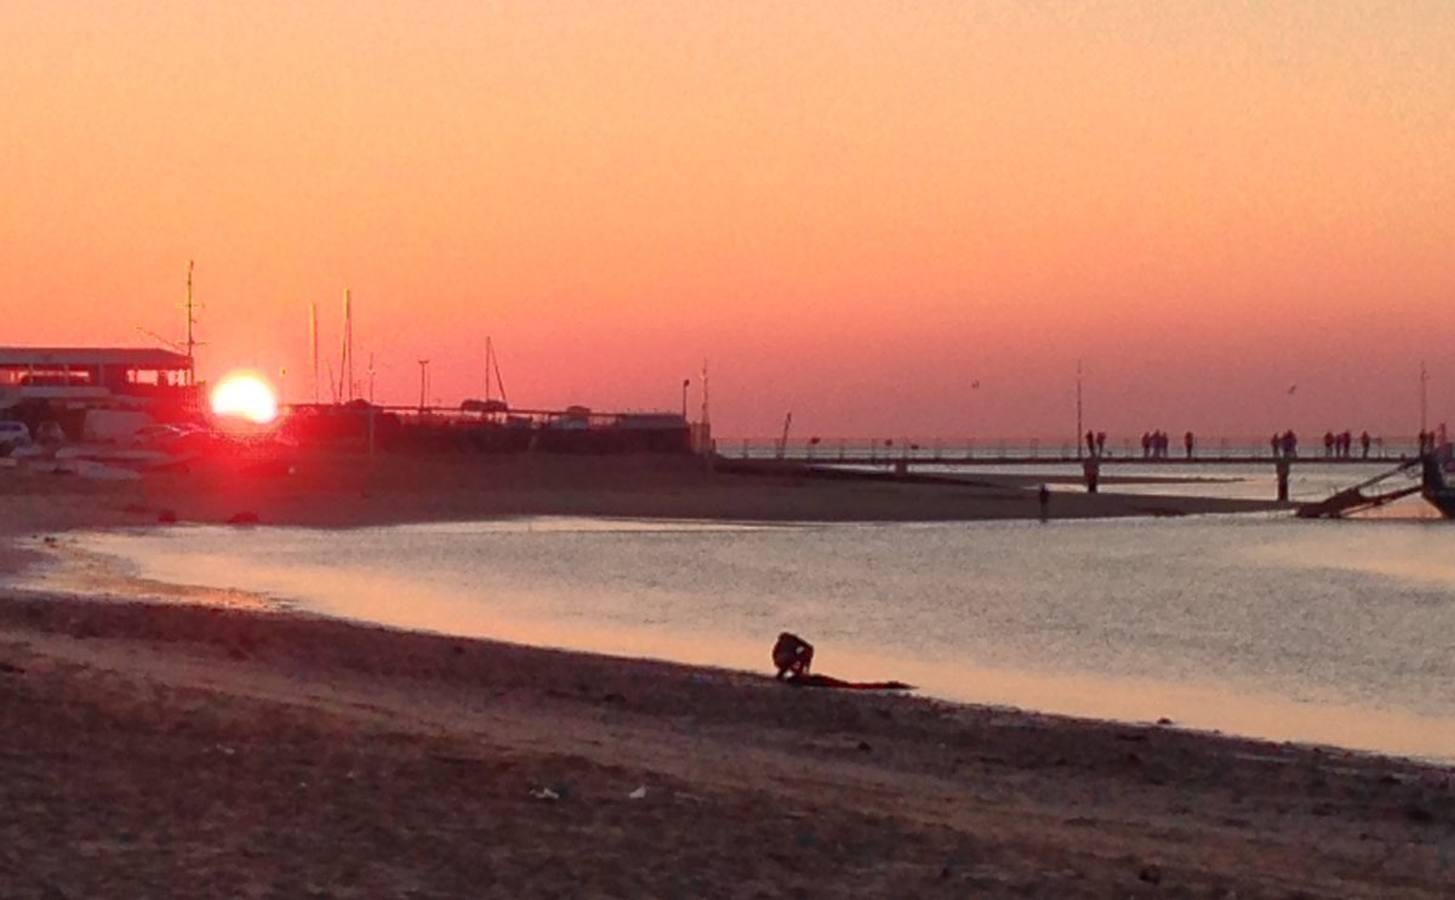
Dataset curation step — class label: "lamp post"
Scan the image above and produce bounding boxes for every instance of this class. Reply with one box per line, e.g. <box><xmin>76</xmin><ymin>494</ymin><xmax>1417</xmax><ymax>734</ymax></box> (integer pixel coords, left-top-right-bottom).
<box><xmin>1075</xmin><ymin>360</ymin><xmax>1083</xmax><ymax>461</ymax></box>
<box><xmin>681</xmin><ymin>378</ymin><xmax>690</xmax><ymax>420</ymax></box>
<box><xmin>1420</xmin><ymin>360</ymin><xmax>1429</xmax><ymax>444</ymax></box>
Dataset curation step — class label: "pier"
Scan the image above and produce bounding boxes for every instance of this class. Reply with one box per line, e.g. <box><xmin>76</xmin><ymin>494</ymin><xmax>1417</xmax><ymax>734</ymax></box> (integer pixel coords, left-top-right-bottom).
<box><xmin>722</xmin><ymin>437</ymin><xmax>1435</xmax><ymax>507</ymax></box>
<box><xmin>732</xmin><ymin>438</ymin><xmax>1424</xmax><ymax>467</ymax></box>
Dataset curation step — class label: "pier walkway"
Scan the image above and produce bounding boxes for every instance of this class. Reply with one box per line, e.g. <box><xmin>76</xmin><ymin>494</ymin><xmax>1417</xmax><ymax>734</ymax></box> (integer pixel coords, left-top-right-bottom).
<box><xmin>731</xmin><ymin>440</ymin><xmax>1421</xmax><ymax>468</ymax></box>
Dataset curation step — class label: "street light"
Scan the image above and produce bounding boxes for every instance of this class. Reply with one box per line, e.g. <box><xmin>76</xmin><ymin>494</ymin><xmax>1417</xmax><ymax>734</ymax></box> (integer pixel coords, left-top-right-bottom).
<box><xmin>681</xmin><ymin>378</ymin><xmax>690</xmax><ymax>420</ymax></box>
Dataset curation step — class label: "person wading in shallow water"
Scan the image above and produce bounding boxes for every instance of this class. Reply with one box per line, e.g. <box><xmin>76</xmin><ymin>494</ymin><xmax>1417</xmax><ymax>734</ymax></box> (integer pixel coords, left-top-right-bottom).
<box><xmin>772</xmin><ymin>632</ymin><xmax>814</xmax><ymax>680</ymax></box>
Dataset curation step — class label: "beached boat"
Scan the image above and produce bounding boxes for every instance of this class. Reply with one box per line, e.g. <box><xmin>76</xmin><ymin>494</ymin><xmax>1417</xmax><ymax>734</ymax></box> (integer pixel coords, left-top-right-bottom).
<box><xmin>1421</xmin><ymin>450</ymin><xmax>1455</xmax><ymax>518</ymax></box>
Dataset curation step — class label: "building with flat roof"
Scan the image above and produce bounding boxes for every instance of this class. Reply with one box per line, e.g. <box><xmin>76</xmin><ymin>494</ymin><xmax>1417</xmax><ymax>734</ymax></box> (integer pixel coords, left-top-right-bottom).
<box><xmin>0</xmin><ymin>346</ymin><xmax>196</xmax><ymax>416</ymax></box>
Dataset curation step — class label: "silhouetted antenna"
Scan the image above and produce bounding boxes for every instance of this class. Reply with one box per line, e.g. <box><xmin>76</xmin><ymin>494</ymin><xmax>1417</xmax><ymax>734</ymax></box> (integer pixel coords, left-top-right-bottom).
<box><xmin>135</xmin><ymin>261</ymin><xmax>203</xmax><ymax>384</ymax></box>
<box><xmin>417</xmin><ymin>359</ymin><xmax>431</xmax><ymax>412</ymax></box>
<box><xmin>139</xmin><ymin>262</ymin><xmax>203</xmax><ymax>382</ymax></box>
<box><xmin>185</xmin><ymin>260</ymin><xmax>199</xmax><ymax>380</ymax></box>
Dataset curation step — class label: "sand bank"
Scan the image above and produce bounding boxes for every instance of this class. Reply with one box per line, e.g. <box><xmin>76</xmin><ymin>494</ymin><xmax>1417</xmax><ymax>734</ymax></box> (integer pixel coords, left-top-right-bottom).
<box><xmin>0</xmin><ymin>451</ymin><xmax>1289</xmax><ymax>534</ymax></box>
<box><xmin>0</xmin><ymin>591</ymin><xmax>1451</xmax><ymax>898</ymax></box>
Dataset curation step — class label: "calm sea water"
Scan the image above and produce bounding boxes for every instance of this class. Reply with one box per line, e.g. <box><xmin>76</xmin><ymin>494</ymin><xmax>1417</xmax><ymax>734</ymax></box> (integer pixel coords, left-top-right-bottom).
<box><xmin>50</xmin><ymin>506</ymin><xmax>1455</xmax><ymax>761</ymax></box>
<box><xmin>851</xmin><ymin>461</ymin><xmax>1431</xmax><ymax>503</ymax></box>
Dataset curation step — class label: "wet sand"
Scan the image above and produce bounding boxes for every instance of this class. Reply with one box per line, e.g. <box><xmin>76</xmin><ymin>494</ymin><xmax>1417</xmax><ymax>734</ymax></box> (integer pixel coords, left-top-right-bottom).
<box><xmin>9</xmin><ymin>455</ymin><xmax>1445</xmax><ymax>897</ymax></box>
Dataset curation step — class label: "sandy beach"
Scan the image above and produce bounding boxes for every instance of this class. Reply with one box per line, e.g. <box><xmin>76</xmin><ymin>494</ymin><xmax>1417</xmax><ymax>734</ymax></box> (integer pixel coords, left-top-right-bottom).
<box><xmin>2</xmin><ymin>590</ymin><xmax>1453</xmax><ymax>898</ymax></box>
<box><xmin>3</xmin><ymin>455</ymin><xmax>1450</xmax><ymax>897</ymax></box>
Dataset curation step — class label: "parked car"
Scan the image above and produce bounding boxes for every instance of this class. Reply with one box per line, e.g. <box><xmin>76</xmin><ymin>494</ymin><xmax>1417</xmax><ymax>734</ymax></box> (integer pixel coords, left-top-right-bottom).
<box><xmin>0</xmin><ymin>421</ymin><xmax>32</xmax><ymax>455</ymax></box>
<box><xmin>129</xmin><ymin>424</ymin><xmax>185</xmax><ymax>447</ymax></box>
<box><xmin>34</xmin><ymin>421</ymin><xmax>66</xmax><ymax>445</ymax></box>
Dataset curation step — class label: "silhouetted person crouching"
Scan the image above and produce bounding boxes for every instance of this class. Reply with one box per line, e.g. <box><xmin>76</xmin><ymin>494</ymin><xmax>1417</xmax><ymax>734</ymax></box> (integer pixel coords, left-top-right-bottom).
<box><xmin>773</xmin><ymin>632</ymin><xmax>815</xmax><ymax>680</ymax></box>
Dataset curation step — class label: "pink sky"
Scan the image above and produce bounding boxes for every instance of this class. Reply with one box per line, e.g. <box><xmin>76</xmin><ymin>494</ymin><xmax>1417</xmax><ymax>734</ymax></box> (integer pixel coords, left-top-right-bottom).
<box><xmin>3</xmin><ymin>2</ymin><xmax>1452</xmax><ymax>439</ymax></box>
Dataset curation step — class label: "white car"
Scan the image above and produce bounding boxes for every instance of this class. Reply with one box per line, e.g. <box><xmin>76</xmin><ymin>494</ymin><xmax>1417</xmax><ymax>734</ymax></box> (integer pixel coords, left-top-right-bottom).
<box><xmin>0</xmin><ymin>421</ymin><xmax>32</xmax><ymax>454</ymax></box>
<box><xmin>129</xmin><ymin>424</ymin><xmax>185</xmax><ymax>446</ymax></box>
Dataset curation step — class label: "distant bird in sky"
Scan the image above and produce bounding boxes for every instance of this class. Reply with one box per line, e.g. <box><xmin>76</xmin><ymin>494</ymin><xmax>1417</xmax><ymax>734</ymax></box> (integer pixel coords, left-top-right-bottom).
<box><xmin>1287</xmin><ymin>384</ymin><xmax>1298</xmax><ymax>395</ymax></box>
<box><xmin>971</xmin><ymin>380</ymin><xmax>981</xmax><ymax>390</ymax></box>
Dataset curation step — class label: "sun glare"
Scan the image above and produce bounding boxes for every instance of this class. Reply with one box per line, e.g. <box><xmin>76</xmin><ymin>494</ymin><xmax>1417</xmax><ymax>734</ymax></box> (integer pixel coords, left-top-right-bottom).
<box><xmin>210</xmin><ymin>372</ymin><xmax>279</xmax><ymax>425</ymax></box>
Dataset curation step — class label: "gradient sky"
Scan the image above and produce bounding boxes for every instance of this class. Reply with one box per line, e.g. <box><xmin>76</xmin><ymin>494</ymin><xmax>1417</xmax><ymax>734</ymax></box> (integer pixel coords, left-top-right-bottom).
<box><xmin>3</xmin><ymin>1</ymin><xmax>1452</xmax><ymax>439</ymax></box>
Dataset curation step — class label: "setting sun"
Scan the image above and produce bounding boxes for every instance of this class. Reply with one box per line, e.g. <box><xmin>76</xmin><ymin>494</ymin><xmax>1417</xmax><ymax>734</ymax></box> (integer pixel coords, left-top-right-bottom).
<box><xmin>210</xmin><ymin>371</ymin><xmax>279</xmax><ymax>424</ymax></box>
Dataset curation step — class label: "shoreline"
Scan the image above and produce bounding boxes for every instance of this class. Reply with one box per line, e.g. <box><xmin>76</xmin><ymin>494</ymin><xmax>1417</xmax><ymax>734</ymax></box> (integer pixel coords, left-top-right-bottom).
<box><xmin>17</xmin><ymin>526</ymin><xmax>1455</xmax><ymax>767</ymax></box>
<box><xmin>2</xmin><ymin>588</ymin><xmax>1452</xmax><ymax>896</ymax></box>
<box><xmin>9</xmin><ymin>456</ymin><xmax>1451</xmax><ymax>894</ymax></box>
<box><xmin>0</xmin><ymin>459</ymin><xmax>1427</xmax><ymax>763</ymax></box>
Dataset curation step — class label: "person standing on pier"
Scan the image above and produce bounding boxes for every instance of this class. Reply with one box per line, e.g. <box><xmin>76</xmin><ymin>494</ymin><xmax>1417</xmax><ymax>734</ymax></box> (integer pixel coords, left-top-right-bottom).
<box><xmin>1360</xmin><ymin>431</ymin><xmax>1371</xmax><ymax>459</ymax></box>
<box><xmin>1271</xmin><ymin>433</ymin><xmax>1281</xmax><ymax>458</ymax></box>
<box><xmin>1184</xmin><ymin>431</ymin><xmax>1195</xmax><ymax>460</ymax></box>
<box><xmin>1085</xmin><ymin>430</ymin><xmax>1096</xmax><ymax>457</ymax></box>
<box><xmin>1096</xmin><ymin>431</ymin><xmax>1107</xmax><ymax>456</ymax></box>
<box><xmin>1324</xmin><ymin>431</ymin><xmax>1335</xmax><ymax>458</ymax></box>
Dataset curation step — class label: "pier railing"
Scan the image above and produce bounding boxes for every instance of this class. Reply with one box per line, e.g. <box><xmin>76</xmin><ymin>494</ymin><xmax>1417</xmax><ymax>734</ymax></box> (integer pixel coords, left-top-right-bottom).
<box><xmin>727</xmin><ymin>436</ymin><xmax>1425</xmax><ymax>466</ymax></box>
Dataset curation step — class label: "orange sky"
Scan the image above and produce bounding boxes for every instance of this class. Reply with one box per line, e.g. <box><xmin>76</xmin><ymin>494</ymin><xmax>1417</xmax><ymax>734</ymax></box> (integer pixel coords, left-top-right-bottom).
<box><xmin>3</xmin><ymin>1</ymin><xmax>1452</xmax><ymax>439</ymax></box>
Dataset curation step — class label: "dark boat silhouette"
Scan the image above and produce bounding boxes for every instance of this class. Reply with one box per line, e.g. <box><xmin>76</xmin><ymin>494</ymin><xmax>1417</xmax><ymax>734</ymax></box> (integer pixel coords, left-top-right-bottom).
<box><xmin>1421</xmin><ymin>450</ymin><xmax>1455</xmax><ymax>518</ymax></box>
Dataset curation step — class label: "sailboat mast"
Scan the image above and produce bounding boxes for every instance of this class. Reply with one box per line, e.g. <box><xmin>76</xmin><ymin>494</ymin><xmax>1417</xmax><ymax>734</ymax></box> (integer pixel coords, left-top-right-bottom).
<box><xmin>310</xmin><ymin>303</ymin><xmax>320</xmax><ymax>404</ymax></box>
<box><xmin>483</xmin><ymin>336</ymin><xmax>509</xmax><ymax>408</ymax></box>
<box><xmin>701</xmin><ymin>360</ymin><xmax>710</xmax><ymax>426</ymax></box>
